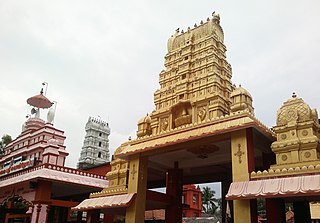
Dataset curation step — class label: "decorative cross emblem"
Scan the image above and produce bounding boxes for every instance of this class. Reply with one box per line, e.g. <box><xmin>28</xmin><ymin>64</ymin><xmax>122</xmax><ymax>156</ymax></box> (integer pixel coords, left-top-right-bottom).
<box><xmin>131</xmin><ymin>164</ymin><xmax>137</xmax><ymax>180</ymax></box>
<box><xmin>234</xmin><ymin>144</ymin><xmax>245</xmax><ymax>164</ymax></box>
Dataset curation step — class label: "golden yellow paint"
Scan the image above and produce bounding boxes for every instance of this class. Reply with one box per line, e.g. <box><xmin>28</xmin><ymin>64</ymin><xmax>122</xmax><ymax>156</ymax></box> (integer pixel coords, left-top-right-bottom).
<box><xmin>231</xmin><ymin>129</ymin><xmax>249</xmax><ymax>182</ymax></box>
<box><xmin>231</xmin><ymin>130</ymin><xmax>252</xmax><ymax>223</ymax></box>
<box><xmin>233</xmin><ymin>200</ymin><xmax>252</xmax><ymax>223</ymax></box>
<box><xmin>125</xmin><ymin>155</ymin><xmax>148</xmax><ymax>223</ymax></box>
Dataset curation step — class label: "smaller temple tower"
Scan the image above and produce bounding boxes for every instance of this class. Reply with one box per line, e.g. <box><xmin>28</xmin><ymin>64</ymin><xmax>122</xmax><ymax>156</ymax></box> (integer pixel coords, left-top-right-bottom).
<box><xmin>77</xmin><ymin>117</ymin><xmax>110</xmax><ymax>169</ymax></box>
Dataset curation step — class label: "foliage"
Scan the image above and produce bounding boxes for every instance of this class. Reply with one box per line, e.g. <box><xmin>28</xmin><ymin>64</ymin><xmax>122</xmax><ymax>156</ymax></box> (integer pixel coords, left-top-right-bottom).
<box><xmin>201</xmin><ymin>186</ymin><xmax>220</xmax><ymax>216</ymax></box>
<box><xmin>0</xmin><ymin>134</ymin><xmax>12</xmax><ymax>155</ymax></box>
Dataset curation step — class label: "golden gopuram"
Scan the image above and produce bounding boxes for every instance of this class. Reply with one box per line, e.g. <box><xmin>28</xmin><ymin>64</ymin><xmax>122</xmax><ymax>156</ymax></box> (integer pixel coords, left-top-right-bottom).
<box><xmin>74</xmin><ymin>12</ymin><xmax>320</xmax><ymax>223</ymax></box>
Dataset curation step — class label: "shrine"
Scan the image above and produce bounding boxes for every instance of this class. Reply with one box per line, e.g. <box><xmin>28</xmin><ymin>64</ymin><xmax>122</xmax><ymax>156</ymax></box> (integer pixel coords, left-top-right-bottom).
<box><xmin>0</xmin><ymin>87</ymin><xmax>108</xmax><ymax>223</ymax></box>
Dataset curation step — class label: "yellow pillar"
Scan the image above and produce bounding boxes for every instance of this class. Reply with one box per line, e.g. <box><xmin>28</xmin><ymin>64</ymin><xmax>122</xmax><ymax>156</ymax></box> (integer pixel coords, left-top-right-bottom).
<box><xmin>125</xmin><ymin>155</ymin><xmax>148</xmax><ymax>223</ymax></box>
<box><xmin>231</xmin><ymin>129</ymin><xmax>254</xmax><ymax>223</ymax></box>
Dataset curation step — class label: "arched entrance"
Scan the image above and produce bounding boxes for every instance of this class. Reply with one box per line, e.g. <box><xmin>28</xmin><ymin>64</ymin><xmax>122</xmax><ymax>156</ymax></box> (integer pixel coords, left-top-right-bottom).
<box><xmin>0</xmin><ymin>194</ymin><xmax>32</xmax><ymax>223</ymax></box>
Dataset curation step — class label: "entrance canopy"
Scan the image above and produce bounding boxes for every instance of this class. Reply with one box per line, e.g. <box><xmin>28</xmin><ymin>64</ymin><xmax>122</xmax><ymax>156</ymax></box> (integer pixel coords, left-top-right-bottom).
<box><xmin>116</xmin><ymin>113</ymin><xmax>275</xmax><ymax>188</ymax></box>
<box><xmin>72</xmin><ymin>193</ymin><xmax>135</xmax><ymax>211</ymax></box>
<box><xmin>117</xmin><ymin>113</ymin><xmax>274</xmax><ymax>158</ymax></box>
<box><xmin>226</xmin><ymin>174</ymin><xmax>320</xmax><ymax>200</ymax></box>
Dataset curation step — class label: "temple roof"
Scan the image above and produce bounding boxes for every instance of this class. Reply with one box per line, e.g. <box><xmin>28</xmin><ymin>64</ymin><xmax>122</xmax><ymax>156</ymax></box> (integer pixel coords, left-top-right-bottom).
<box><xmin>0</xmin><ymin>163</ymin><xmax>107</xmax><ymax>189</ymax></box>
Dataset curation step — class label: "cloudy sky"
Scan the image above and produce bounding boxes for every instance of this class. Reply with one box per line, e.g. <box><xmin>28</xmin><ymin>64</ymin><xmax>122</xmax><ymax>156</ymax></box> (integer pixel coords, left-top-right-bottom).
<box><xmin>1</xmin><ymin>0</ymin><xmax>320</xmax><ymax>175</ymax></box>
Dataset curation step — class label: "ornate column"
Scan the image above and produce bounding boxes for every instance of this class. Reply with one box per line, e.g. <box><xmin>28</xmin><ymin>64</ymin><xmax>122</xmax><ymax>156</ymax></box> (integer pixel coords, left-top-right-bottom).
<box><xmin>31</xmin><ymin>180</ymin><xmax>52</xmax><ymax>223</ymax></box>
<box><xmin>45</xmin><ymin>205</ymin><xmax>51</xmax><ymax>223</ymax></box>
<box><xmin>35</xmin><ymin>204</ymin><xmax>42</xmax><ymax>223</ymax></box>
<box><xmin>165</xmin><ymin>162</ymin><xmax>183</xmax><ymax>223</ymax></box>
<box><xmin>125</xmin><ymin>155</ymin><xmax>148</xmax><ymax>223</ymax></box>
<box><xmin>231</xmin><ymin>128</ymin><xmax>256</xmax><ymax>223</ymax></box>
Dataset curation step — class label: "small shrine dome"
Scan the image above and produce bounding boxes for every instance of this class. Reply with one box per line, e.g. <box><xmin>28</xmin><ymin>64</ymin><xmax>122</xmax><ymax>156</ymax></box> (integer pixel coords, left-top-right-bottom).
<box><xmin>137</xmin><ymin>114</ymin><xmax>152</xmax><ymax>137</ymax></box>
<box><xmin>138</xmin><ymin>114</ymin><xmax>151</xmax><ymax>125</ymax></box>
<box><xmin>276</xmin><ymin>93</ymin><xmax>318</xmax><ymax>126</ymax></box>
<box><xmin>230</xmin><ymin>85</ymin><xmax>254</xmax><ymax>114</ymax></box>
<box><xmin>230</xmin><ymin>85</ymin><xmax>252</xmax><ymax>99</ymax></box>
<box><xmin>24</xmin><ymin>117</ymin><xmax>45</xmax><ymax>132</ymax></box>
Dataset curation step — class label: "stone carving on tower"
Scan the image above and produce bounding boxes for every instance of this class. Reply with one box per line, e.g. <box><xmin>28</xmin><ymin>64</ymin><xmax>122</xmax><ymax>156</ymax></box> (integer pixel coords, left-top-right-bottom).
<box><xmin>77</xmin><ymin>117</ymin><xmax>110</xmax><ymax>169</ymax></box>
<box><xmin>270</xmin><ymin>93</ymin><xmax>320</xmax><ymax>169</ymax></box>
<box><xmin>136</xmin><ymin>12</ymin><xmax>237</xmax><ymax>137</ymax></box>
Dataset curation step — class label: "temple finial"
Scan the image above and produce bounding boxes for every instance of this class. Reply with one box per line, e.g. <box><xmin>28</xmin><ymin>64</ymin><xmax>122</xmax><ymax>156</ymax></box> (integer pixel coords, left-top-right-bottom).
<box><xmin>292</xmin><ymin>92</ymin><xmax>297</xmax><ymax>98</ymax></box>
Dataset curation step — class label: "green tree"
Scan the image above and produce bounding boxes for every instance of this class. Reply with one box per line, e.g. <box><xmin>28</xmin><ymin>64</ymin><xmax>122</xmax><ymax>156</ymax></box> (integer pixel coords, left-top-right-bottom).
<box><xmin>201</xmin><ymin>186</ymin><xmax>219</xmax><ymax>215</ymax></box>
<box><xmin>0</xmin><ymin>134</ymin><xmax>12</xmax><ymax>155</ymax></box>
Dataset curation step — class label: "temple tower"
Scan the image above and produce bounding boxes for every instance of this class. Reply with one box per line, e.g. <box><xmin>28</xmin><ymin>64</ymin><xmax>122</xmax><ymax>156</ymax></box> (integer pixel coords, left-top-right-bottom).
<box><xmin>271</xmin><ymin>93</ymin><xmax>320</xmax><ymax>169</ymax></box>
<box><xmin>138</xmin><ymin>13</ymin><xmax>233</xmax><ymax>137</ymax></box>
<box><xmin>77</xmin><ymin>117</ymin><xmax>110</xmax><ymax>169</ymax></box>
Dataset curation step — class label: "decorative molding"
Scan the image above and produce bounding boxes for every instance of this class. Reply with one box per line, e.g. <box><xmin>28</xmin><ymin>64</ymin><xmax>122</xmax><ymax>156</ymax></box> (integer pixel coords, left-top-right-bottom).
<box><xmin>251</xmin><ymin>163</ymin><xmax>320</xmax><ymax>179</ymax></box>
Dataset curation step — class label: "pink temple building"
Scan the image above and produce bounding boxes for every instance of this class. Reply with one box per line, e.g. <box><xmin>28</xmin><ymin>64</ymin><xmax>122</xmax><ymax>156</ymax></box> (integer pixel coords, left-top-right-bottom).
<box><xmin>0</xmin><ymin>87</ymin><xmax>108</xmax><ymax>223</ymax></box>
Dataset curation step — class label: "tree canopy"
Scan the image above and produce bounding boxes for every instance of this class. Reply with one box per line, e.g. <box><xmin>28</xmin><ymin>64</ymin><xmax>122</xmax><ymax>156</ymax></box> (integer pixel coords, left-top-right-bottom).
<box><xmin>0</xmin><ymin>134</ymin><xmax>12</xmax><ymax>155</ymax></box>
<box><xmin>202</xmin><ymin>186</ymin><xmax>220</xmax><ymax>215</ymax></box>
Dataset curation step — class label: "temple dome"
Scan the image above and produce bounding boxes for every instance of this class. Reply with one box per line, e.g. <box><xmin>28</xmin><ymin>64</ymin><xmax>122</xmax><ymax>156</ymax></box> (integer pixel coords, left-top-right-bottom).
<box><xmin>138</xmin><ymin>114</ymin><xmax>151</xmax><ymax>124</ymax></box>
<box><xmin>137</xmin><ymin>114</ymin><xmax>152</xmax><ymax>137</ymax></box>
<box><xmin>276</xmin><ymin>93</ymin><xmax>317</xmax><ymax>126</ymax></box>
<box><xmin>230</xmin><ymin>86</ymin><xmax>252</xmax><ymax>99</ymax></box>
<box><xmin>24</xmin><ymin>118</ymin><xmax>45</xmax><ymax>132</ymax></box>
<box><xmin>230</xmin><ymin>85</ymin><xmax>254</xmax><ymax>114</ymax></box>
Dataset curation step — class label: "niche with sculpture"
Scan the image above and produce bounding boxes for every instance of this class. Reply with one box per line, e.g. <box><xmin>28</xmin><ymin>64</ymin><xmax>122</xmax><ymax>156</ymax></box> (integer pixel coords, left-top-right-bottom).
<box><xmin>170</xmin><ymin>101</ymin><xmax>193</xmax><ymax>128</ymax></box>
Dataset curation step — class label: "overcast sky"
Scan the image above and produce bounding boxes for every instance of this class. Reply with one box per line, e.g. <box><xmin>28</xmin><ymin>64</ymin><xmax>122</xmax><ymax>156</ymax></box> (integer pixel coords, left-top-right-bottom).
<box><xmin>1</xmin><ymin>0</ymin><xmax>320</xmax><ymax>177</ymax></box>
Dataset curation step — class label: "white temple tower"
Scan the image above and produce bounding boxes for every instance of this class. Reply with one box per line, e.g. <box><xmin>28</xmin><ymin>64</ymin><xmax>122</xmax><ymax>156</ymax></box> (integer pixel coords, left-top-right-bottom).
<box><xmin>77</xmin><ymin>117</ymin><xmax>110</xmax><ymax>169</ymax></box>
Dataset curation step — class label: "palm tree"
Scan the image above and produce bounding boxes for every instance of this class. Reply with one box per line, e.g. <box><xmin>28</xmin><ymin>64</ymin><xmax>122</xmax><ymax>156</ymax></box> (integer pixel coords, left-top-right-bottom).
<box><xmin>201</xmin><ymin>186</ymin><xmax>218</xmax><ymax>215</ymax></box>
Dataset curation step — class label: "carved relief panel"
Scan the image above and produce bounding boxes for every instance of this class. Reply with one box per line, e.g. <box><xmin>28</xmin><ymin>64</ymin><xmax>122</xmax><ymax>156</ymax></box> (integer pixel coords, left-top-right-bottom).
<box><xmin>171</xmin><ymin>101</ymin><xmax>192</xmax><ymax>128</ymax></box>
<box><xmin>160</xmin><ymin>117</ymin><xmax>169</xmax><ymax>132</ymax></box>
<box><xmin>197</xmin><ymin>105</ymin><xmax>207</xmax><ymax>123</ymax></box>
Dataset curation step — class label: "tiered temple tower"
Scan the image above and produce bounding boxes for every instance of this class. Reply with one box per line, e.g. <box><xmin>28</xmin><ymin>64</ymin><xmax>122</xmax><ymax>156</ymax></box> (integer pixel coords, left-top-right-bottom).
<box><xmin>77</xmin><ymin>117</ymin><xmax>110</xmax><ymax>169</ymax></box>
<box><xmin>137</xmin><ymin>13</ymin><xmax>235</xmax><ymax>137</ymax></box>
